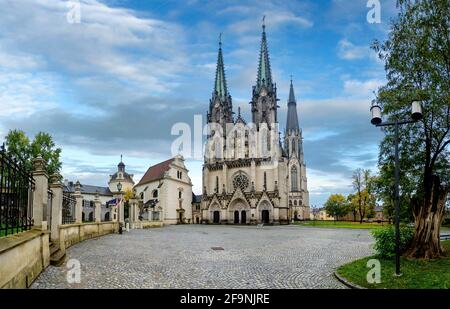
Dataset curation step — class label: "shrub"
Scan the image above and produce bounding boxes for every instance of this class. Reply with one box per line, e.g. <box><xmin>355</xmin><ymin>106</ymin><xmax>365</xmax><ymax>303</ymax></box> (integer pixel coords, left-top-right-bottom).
<box><xmin>372</xmin><ymin>225</ymin><xmax>414</xmax><ymax>258</ymax></box>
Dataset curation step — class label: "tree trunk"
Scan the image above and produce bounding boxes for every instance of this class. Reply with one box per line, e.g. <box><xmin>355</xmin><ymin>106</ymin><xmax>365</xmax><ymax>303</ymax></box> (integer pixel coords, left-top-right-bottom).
<box><xmin>405</xmin><ymin>175</ymin><xmax>448</xmax><ymax>259</ymax></box>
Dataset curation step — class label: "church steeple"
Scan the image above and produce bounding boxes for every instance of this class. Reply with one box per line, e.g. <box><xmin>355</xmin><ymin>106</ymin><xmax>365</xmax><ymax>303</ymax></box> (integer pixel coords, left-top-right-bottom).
<box><xmin>213</xmin><ymin>34</ymin><xmax>228</xmax><ymax>101</ymax></box>
<box><xmin>250</xmin><ymin>18</ymin><xmax>278</xmax><ymax>129</ymax></box>
<box><xmin>286</xmin><ymin>78</ymin><xmax>299</xmax><ymax>133</ymax></box>
<box><xmin>256</xmin><ymin>17</ymin><xmax>273</xmax><ymax>91</ymax></box>
<box><xmin>208</xmin><ymin>34</ymin><xmax>233</xmax><ymax>127</ymax></box>
<box><xmin>284</xmin><ymin>78</ymin><xmax>303</xmax><ymax>161</ymax></box>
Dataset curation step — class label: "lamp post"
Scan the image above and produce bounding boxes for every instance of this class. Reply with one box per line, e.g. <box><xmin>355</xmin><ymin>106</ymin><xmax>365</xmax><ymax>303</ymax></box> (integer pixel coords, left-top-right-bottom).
<box><xmin>117</xmin><ymin>182</ymin><xmax>123</xmax><ymax>226</ymax></box>
<box><xmin>370</xmin><ymin>100</ymin><xmax>423</xmax><ymax>276</ymax></box>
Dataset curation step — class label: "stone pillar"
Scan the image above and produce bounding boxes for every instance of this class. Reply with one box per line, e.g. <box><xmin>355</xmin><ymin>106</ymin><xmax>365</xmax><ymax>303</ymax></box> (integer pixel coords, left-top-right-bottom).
<box><xmin>74</xmin><ymin>180</ymin><xmax>83</xmax><ymax>224</ymax></box>
<box><xmin>119</xmin><ymin>198</ymin><xmax>125</xmax><ymax>223</ymax></box>
<box><xmin>94</xmin><ymin>191</ymin><xmax>101</xmax><ymax>223</ymax></box>
<box><xmin>49</xmin><ymin>174</ymin><xmax>63</xmax><ymax>240</ymax></box>
<box><xmin>32</xmin><ymin>157</ymin><xmax>48</xmax><ymax>230</ymax></box>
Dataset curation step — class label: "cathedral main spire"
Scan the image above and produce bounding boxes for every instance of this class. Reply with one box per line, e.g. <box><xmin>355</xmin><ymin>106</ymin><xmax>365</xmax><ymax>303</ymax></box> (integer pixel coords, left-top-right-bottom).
<box><xmin>208</xmin><ymin>34</ymin><xmax>233</xmax><ymax>127</ymax></box>
<box><xmin>286</xmin><ymin>78</ymin><xmax>300</xmax><ymax>133</ymax></box>
<box><xmin>213</xmin><ymin>34</ymin><xmax>228</xmax><ymax>101</ymax></box>
<box><xmin>256</xmin><ymin>17</ymin><xmax>273</xmax><ymax>90</ymax></box>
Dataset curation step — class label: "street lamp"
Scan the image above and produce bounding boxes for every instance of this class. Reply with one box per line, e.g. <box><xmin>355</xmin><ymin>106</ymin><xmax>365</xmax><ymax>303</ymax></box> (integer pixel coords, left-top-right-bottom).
<box><xmin>370</xmin><ymin>100</ymin><xmax>423</xmax><ymax>276</ymax></box>
<box><xmin>116</xmin><ymin>182</ymin><xmax>123</xmax><ymax>227</ymax></box>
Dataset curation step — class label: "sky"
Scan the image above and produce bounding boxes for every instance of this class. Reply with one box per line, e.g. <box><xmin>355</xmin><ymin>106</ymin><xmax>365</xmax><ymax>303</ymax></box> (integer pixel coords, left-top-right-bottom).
<box><xmin>0</xmin><ymin>0</ymin><xmax>399</xmax><ymax>206</ymax></box>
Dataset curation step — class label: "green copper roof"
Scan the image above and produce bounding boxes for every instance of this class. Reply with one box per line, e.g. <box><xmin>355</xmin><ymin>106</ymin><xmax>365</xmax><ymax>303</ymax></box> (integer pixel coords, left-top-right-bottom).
<box><xmin>256</xmin><ymin>25</ymin><xmax>272</xmax><ymax>89</ymax></box>
<box><xmin>214</xmin><ymin>41</ymin><xmax>228</xmax><ymax>101</ymax></box>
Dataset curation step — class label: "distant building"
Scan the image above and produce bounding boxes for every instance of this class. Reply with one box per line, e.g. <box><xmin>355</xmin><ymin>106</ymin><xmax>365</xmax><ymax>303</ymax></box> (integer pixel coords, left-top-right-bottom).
<box><xmin>63</xmin><ymin>181</ymin><xmax>113</xmax><ymax>222</ymax></box>
<box><xmin>134</xmin><ymin>155</ymin><xmax>193</xmax><ymax>225</ymax></box>
<box><xmin>310</xmin><ymin>207</ymin><xmax>334</xmax><ymax>221</ymax></box>
<box><xmin>192</xmin><ymin>193</ymin><xmax>202</xmax><ymax>224</ymax></box>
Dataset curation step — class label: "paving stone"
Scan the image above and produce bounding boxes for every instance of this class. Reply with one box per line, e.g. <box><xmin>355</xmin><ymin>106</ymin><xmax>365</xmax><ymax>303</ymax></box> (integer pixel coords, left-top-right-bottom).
<box><xmin>31</xmin><ymin>225</ymin><xmax>374</xmax><ymax>289</ymax></box>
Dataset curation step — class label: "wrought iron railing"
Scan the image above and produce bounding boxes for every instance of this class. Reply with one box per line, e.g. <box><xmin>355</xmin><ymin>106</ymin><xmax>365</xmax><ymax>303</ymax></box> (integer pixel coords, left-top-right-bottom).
<box><xmin>0</xmin><ymin>144</ymin><xmax>34</xmax><ymax>237</ymax></box>
<box><xmin>62</xmin><ymin>191</ymin><xmax>76</xmax><ymax>224</ymax></box>
<box><xmin>82</xmin><ymin>199</ymin><xmax>94</xmax><ymax>222</ymax></box>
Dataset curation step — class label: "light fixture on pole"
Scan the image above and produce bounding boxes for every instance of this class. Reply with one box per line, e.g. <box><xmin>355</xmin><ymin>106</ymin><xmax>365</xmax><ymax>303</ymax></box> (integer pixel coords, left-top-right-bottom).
<box><xmin>370</xmin><ymin>99</ymin><xmax>422</xmax><ymax>276</ymax></box>
<box><xmin>117</xmin><ymin>182</ymin><xmax>122</xmax><ymax>224</ymax></box>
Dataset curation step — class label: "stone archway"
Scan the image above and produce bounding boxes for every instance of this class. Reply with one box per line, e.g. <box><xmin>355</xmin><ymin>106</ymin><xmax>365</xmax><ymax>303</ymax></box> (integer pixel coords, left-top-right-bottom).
<box><xmin>228</xmin><ymin>198</ymin><xmax>250</xmax><ymax>224</ymax></box>
<box><xmin>209</xmin><ymin>202</ymin><xmax>221</xmax><ymax>224</ymax></box>
<box><xmin>257</xmin><ymin>200</ymin><xmax>273</xmax><ymax>224</ymax></box>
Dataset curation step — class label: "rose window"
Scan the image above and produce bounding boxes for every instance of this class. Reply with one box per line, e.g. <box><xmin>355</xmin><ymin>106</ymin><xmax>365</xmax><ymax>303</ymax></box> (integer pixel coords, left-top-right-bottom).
<box><xmin>233</xmin><ymin>173</ymin><xmax>249</xmax><ymax>191</ymax></box>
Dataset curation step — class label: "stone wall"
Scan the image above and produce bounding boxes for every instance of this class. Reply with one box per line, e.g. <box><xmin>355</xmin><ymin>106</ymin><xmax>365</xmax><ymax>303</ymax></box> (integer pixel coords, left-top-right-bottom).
<box><xmin>0</xmin><ymin>229</ymin><xmax>50</xmax><ymax>288</ymax></box>
<box><xmin>59</xmin><ymin>222</ymin><xmax>118</xmax><ymax>252</ymax></box>
<box><xmin>132</xmin><ymin>221</ymin><xmax>164</xmax><ymax>229</ymax></box>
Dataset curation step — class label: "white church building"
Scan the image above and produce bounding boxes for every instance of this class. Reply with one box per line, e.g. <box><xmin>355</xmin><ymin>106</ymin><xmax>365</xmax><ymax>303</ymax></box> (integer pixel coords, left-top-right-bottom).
<box><xmin>201</xmin><ymin>23</ymin><xmax>310</xmax><ymax>224</ymax></box>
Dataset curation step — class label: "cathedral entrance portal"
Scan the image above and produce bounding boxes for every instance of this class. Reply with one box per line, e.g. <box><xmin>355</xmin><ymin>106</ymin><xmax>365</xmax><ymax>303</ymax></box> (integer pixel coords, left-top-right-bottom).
<box><xmin>241</xmin><ymin>211</ymin><xmax>246</xmax><ymax>224</ymax></box>
<box><xmin>234</xmin><ymin>211</ymin><xmax>239</xmax><ymax>224</ymax></box>
<box><xmin>213</xmin><ymin>211</ymin><xmax>220</xmax><ymax>224</ymax></box>
<box><xmin>262</xmin><ymin>210</ymin><xmax>270</xmax><ymax>224</ymax></box>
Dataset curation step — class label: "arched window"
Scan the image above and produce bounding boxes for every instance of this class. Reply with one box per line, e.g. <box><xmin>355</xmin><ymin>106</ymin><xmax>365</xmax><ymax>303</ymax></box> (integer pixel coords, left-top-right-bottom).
<box><xmin>179</xmin><ymin>191</ymin><xmax>182</xmax><ymax>199</ymax></box>
<box><xmin>263</xmin><ymin>172</ymin><xmax>267</xmax><ymax>190</ymax></box>
<box><xmin>152</xmin><ymin>190</ymin><xmax>158</xmax><ymax>198</ymax></box>
<box><xmin>215</xmin><ymin>176</ymin><xmax>219</xmax><ymax>193</ymax></box>
<box><xmin>291</xmin><ymin>166</ymin><xmax>298</xmax><ymax>192</ymax></box>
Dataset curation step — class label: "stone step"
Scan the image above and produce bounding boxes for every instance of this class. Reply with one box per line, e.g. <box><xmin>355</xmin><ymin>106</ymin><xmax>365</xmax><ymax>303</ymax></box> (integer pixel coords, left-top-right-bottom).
<box><xmin>50</xmin><ymin>243</ymin><xmax>60</xmax><ymax>256</ymax></box>
<box><xmin>50</xmin><ymin>249</ymin><xmax>66</xmax><ymax>267</ymax></box>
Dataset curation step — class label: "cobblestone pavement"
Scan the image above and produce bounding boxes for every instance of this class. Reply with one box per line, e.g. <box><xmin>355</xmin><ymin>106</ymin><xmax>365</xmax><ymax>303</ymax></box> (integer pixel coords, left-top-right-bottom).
<box><xmin>31</xmin><ymin>225</ymin><xmax>373</xmax><ymax>289</ymax></box>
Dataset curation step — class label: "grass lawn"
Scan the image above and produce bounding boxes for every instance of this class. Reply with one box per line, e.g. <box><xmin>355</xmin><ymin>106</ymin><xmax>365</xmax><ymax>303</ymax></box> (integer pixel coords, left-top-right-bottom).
<box><xmin>441</xmin><ymin>226</ymin><xmax>450</xmax><ymax>232</ymax></box>
<box><xmin>294</xmin><ymin>220</ymin><xmax>389</xmax><ymax>230</ymax></box>
<box><xmin>336</xmin><ymin>240</ymin><xmax>450</xmax><ymax>289</ymax></box>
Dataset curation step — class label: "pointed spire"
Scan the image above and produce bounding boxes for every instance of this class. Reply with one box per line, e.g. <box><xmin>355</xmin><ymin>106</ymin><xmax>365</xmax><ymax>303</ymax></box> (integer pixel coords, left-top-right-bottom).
<box><xmin>213</xmin><ymin>33</ymin><xmax>228</xmax><ymax>101</ymax></box>
<box><xmin>288</xmin><ymin>77</ymin><xmax>296</xmax><ymax>103</ymax></box>
<box><xmin>256</xmin><ymin>17</ymin><xmax>272</xmax><ymax>89</ymax></box>
<box><xmin>286</xmin><ymin>78</ymin><xmax>300</xmax><ymax>132</ymax></box>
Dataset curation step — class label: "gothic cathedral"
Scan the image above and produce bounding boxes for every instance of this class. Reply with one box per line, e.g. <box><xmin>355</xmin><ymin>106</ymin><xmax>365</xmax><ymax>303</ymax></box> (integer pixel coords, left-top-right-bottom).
<box><xmin>201</xmin><ymin>23</ymin><xmax>310</xmax><ymax>224</ymax></box>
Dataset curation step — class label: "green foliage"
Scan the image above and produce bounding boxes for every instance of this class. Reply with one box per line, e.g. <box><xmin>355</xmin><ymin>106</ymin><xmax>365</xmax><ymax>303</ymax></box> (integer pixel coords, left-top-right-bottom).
<box><xmin>372</xmin><ymin>225</ymin><xmax>414</xmax><ymax>258</ymax></box>
<box><xmin>324</xmin><ymin>194</ymin><xmax>348</xmax><ymax>220</ymax></box>
<box><xmin>337</xmin><ymin>241</ymin><xmax>450</xmax><ymax>289</ymax></box>
<box><xmin>5</xmin><ymin>129</ymin><xmax>62</xmax><ymax>177</ymax></box>
<box><xmin>372</xmin><ymin>0</ymin><xmax>449</xmax><ymax>199</ymax></box>
<box><xmin>351</xmin><ymin>169</ymin><xmax>377</xmax><ymax>222</ymax></box>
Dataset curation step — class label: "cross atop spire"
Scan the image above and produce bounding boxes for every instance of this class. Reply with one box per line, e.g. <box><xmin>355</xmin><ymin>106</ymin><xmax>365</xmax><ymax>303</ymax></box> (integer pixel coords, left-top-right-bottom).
<box><xmin>213</xmin><ymin>34</ymin><xmax>228</xmax><ymax>101</ymax></box>
<box><xmin>256</xmin><ymin>17</ymin><xmax>273</xmax><ymax>90</ymax></box>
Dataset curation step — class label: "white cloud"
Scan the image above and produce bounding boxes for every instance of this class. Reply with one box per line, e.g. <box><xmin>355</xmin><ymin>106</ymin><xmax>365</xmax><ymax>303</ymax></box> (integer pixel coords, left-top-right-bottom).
<box><xmin>0</xmin><ymin>0</ymin><xmax>187</xmax><ymax>96</ymax></box>
<box><xmin>343</xmin><ymin>78</ymin><xmax>384</xmax><ymax>98</ymax></box>
<box><xmin>337</xmin><ymin>38</ymin><xmax>370</xmax><ymax>60</ymax></box>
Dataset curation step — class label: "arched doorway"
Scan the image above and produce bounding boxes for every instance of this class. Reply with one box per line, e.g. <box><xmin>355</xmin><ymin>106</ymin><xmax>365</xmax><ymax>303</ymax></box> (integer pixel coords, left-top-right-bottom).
<box><xmin>104</xmin><ymin>212</ymin><xmax>110</xmax><ymax>221</ymax></box>
<box><xmin>213</xmin><ymin>211</ymin><xmax>220</xmax><ymax>223</ymax></box>
<box><xmin>82</xmin><ymin>212</ymin><xmax>85</xmax><ymax>222</ymax></box>
<box><xmin>88</xmin><ymin>212</ymin><xmax>94</xmax><ymax>222</ymax></box>
<box><xmin>234</xmin><ymin>211</ymin><xmax>239</xmax><ymax>224</ymax></box>
<box><xmin>294</xmin><ymin>211</ymin><xmax>299</xmax><ymax>221</ymax></box>
<box><xmin>262</xmin><ymin>210</ymin><xmax>270</xmax><ymax>224</ymax></box>
<box><xmin>241</xmin><ymin>210</ymin><xmax>247</xmax><ymax>224</ymax></box>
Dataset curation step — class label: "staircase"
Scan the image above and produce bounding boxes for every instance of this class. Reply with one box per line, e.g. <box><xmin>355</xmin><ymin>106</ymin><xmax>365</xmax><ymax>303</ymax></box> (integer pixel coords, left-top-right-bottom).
<box><xmin>49</xmin><ymin>241</ymin><xmax>66</xmax><ymax>267</ymax></box>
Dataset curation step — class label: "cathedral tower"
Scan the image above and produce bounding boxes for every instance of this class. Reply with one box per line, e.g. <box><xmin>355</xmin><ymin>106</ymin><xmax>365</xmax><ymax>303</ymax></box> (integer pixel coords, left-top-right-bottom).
<box><xmin>250</xmin><ymin>23</ymin><xmax>278</xmax><ymax>129</ymax></box>
<box><xmin>207</xmin><ymin>38</ymin><xmax>233</xmax><ymax>130</ymax></box>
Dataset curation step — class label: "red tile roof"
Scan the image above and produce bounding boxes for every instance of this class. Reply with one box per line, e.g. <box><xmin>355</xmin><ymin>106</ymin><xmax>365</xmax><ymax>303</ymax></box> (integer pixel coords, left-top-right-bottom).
<box><xmin>136</xmin><ymin>158</ymin><xmax>175</xmax><ymax>186</ymax></box>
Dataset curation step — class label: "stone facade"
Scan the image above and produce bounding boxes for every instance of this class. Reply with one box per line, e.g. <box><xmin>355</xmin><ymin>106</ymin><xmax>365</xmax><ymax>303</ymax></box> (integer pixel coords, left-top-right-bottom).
<box><xmin>201</xmin><ymin>24</ymin><xmax>309</xmax><ymax>224</ymax></box>
<box><xmin>135</xmin><ymin>155</ymin><xmax>193</xmax><ymax>225</ymax></box>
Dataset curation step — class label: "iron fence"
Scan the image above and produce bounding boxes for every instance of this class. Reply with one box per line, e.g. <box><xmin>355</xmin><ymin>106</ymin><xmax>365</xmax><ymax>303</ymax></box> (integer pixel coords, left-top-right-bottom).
<box><xmin>0</xmin><ymin>144</ymin><xmax>34</xmax><ymax>237</ymax></box>
<box><xmin>62</xmin><ymin>191</ymin><xmax>76</xmax><ymax>224</ymax></box>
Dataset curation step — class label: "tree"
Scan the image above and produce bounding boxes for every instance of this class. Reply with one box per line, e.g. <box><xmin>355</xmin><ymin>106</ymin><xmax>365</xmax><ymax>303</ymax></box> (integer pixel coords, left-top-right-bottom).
<box><xmin>324</xmin><ymin>194</ymin><xmax>348</xmax><ymax>222</ymax></box>
<box><xmin>346</xmin><ymin>193</ymin><xmax>358</xmax><ymax>222</ymax></box>
<box><xmin>5</xmin><ymin>130</ymin><xmax>62</xmax><ymax>178</ymax></box>
<box><xmin>352</xmin><ymin>169</ymin><xmax>376</xmax><ymax>223</ymax></box>
<box><xmin>372</xmin><ymin>0</ymin><xmax>449</xmax><ymax>259</ymax></box>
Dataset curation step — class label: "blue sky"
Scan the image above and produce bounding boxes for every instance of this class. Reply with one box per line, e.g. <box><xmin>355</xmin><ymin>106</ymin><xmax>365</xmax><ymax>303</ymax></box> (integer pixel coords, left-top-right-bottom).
<box><xmin>0</xmin><ymin>0</ymin><xmax>399</xmax><ymax>205</ymax></box>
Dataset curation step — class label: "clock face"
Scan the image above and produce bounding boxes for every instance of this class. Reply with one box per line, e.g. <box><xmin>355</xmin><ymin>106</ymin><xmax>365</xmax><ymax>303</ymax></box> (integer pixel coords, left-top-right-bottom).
<box><xmin>214</xmin><ymin>102</ymin><xmax>220</xmax><ymax>108</ymax></box>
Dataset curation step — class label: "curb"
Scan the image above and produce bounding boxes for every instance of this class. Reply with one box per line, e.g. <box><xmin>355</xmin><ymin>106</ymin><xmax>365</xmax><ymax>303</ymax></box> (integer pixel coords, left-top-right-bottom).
<box><xmin>333</xmin><ymin>271</ymin><xmax>366</xmax><ymax>289</ymax></box>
